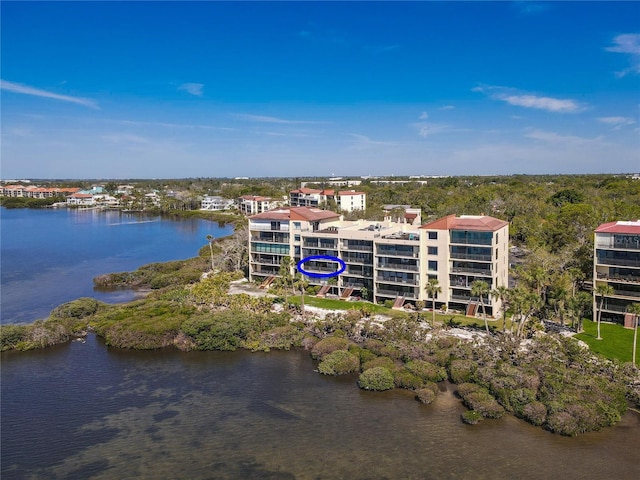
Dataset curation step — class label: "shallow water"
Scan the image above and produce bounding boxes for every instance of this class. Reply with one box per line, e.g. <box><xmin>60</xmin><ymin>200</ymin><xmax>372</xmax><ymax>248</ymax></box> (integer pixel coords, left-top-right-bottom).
<box><xmin>2</xmin><ymin>336</ymin><xmax>639</xmax><ymax>480</ymax></box>
<box><xmin>0</xmin><ymin>207</ymin><xmax>232</xmax><ymax>323</ymax></box>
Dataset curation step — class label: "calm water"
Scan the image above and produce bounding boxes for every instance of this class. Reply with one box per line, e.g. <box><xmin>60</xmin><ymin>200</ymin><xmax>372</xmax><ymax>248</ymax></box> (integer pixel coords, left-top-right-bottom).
<box><xmin>2</xmin><ymin>336</ymin><xmax>639</xmax><ymax>480</ymax></box>
<box><xmin>0</xmin><ymin>207</ymin><xmax>232</xmax><ymax>323</ymax></box>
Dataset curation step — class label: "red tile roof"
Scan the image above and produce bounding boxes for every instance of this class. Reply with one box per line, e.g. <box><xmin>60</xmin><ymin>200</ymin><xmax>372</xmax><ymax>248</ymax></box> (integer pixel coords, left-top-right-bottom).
<box><xmin>338</xmin><ymin>190</ymin><xmax>365</xmax><ymax>196</ymax></box>
<box><xmin>420</xmin><ymin>214</ymin><xmax>508</xmax><ymax>232</ymax></box>
<box><xmin>595</xmin><ymin>221</ymin><xmax>640</xmax><ymax>234</ymax></box>
<box><xmin>250</xmin><ymin>207</ymin><xmax>340</xmax><ymax>222</ymax></box>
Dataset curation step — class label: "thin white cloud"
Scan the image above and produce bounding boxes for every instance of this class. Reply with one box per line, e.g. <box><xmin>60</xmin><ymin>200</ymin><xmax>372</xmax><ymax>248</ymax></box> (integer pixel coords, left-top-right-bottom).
<box><xmin>524</xmin><ymin>129</ymin><xmax>604</xmax><ymax>147</ymax></box>
<box><xmin>115</xmin><ymin>119</ymin><xmax>235</xmax><ymax>131</ymax></box>
<box><xmin>232</xmin><ymin>113</ymin><xmax>324</xmax><ymax>124</ymax></box>
<box><xmin>474</xmin><ymin>85</ymin><xmax>584</xmax><ymax>113</ymax></box>
<box><xmin>439</xmin><ymin>105</ymin><xmax>455</xmax><ymax>111</ymax></box>
<box><xmin>178</xmin><ymin>83</ymin><xmax>204</xmax><ymax>96</ymax></box>
<box><xmin>597</xmin><ymin>116</ymin><xmax>636</xmax><ymax>128</ymax></box>
<box><xmin>0</xmin><ymin>79</ymin><xmax>99</xmax><ymax>109</ymax></box>
<box><xmin>605</xmin><ymin>34</ymin><xmax>640</xmax><ymax>77</ymax></box>
<box><xmin>348</xmin><ymin>133</ymin><xmax>399</xmax><ymax>149</ymax></box>
<box><xmin>101</xmin><ymin>133</ymin><xmax>150</xmax><ymax>144</ymax></box>
<box><xmin>411</xmin><ymin>122</ymin><xmax>449</xmax><ymax>137</ymax></box>
<box><xmin>419</xmin><ymin>111</ymin><xmax>429</xmax><ymax>120</ymax></box>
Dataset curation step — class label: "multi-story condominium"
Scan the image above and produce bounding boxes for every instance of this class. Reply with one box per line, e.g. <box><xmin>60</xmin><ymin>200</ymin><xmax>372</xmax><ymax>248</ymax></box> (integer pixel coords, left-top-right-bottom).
<box><xmin>419</xmin><ymin>215</ymin><xmax>509</xmax><ymax>316</ymax></box>
<box><xmin>289</xmin><ymin>188</ymin><xmax>333</xmax><ymax>208</ymax></box>
<box><xmin>248</xmin><ymin>208</ymin><xmax>508</xmax><ymax>315</ymax></box>
<box><xmin>0</xmin><ymin>185</ymin><xmax>80</xmax><ymax>198</ymax></box>
<box><xmin>289</xmin><ymin>188</ymin><xmax>367</xmax><ymax>212</ymax></box>
<box><xmin>336</xmin><ymin>190</ymin><xmax>366</xmax><ymax>212</ymax></box>
<box><xmin>237</xmin><ymin>195</ymin><xmax>283</xmax><ymax>216</ymax></box>
<box><xmin>593</xmin><ymin>220</ymin><xmax>640</xmax><ymax>327</ymax></box>
<box><xmin>201</xmin><ymin>195</ymin><xmax>234</xmax><ymax>211</ymax></box>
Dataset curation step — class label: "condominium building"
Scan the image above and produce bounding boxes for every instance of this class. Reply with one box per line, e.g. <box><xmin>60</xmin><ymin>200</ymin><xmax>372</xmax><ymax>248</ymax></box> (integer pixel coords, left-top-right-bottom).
<box><xmin>237</xmin><ymin>195</ymin><xmax>283</xmax><ymax>216</ymax></box>
<box><xmin>289</xmin><ymin>188</ymin><xmax>366</xmax><ymax>213</ymax></box>
<box><xmin>593</xmin><ymin>220</ymin><xmax>640</xmax><ymax>327</ymax></box>
<box><xmin>248</xmin><ymin>208</ymin><xmax>508</xmax><ymax>315</ymax></box>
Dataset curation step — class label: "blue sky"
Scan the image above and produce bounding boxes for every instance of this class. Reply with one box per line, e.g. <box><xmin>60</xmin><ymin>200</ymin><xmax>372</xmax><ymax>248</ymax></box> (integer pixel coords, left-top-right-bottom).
<box><xmin>1</xmin><ymin>1</ymin><xmax>639</xmax><ymax>179</ymax></box>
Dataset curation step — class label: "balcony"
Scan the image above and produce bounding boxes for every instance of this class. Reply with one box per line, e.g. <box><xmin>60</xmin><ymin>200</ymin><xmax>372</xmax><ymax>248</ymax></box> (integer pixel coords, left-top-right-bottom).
<box><xmin>251</xmin><ymin>235</ymin><xmax>289</xmax><ymax>244</ymax></box>
<box><xmin>596</xmin><ymin>257</ymin><xmax>640</xmax><ymax>267</ymax></box>
<box><xmin>376</xmin><ymin>247</ymin><xmax>419</xmax><ymax>258</ymax></box>
<box><xmin>342</xmin><ymin>243</ymin><xmax>374</xmax><ymax>252</ymax></box>
<box><xmin>376</xmin><ymin>275</ymin><xmax>418</xmax><ymax>286</ymax></box>
<box><xmin>450</xmin><ymin>252</ymin><xmax>492</xmax><ymax>262</ymax></box>
<box><xmin>451</xmin><ymin>266</ymin><xmax>493</xmax><ymax>276</ymax></box>
<box><xmin>596</xmin><ymin>272</ymin><xmax>640</xmax><ymax>284</ymax></box>
<box><xmin>376</xmin><ymin>288</ymin><xmax>418</xmax><ymax>299</ymax></box>
<box><xmin>377</xmin><ymin>262</ymin><xmax>419</xmax><ymax>272</ymax></box>
<box><xmin>250</xmin><ymin>223</ymin><xmax>290</xmax><ymax>232</ymax></box>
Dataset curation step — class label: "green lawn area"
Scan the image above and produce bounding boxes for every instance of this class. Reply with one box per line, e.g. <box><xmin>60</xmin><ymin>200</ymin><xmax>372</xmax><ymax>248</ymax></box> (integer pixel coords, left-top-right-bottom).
<box><xmin>288</xmin><ymin>295</ymin><xmax>394</xmax><ymax>315</ymax></box>
<box><xmin>575</xmin><ymin>319</ymin><xmax>638</xmax><ymax>365</ymax></box>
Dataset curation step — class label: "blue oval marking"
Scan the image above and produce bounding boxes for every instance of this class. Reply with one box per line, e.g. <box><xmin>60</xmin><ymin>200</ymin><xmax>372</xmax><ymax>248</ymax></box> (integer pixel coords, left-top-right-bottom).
<box><xmin>297</xmin><ymin>255</ymin><xmax>346</xmax><ymax>278</ymax></box>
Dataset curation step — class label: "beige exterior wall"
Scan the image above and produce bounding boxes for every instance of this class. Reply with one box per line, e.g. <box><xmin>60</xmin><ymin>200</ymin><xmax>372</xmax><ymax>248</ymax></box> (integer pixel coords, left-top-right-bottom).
<box><xmin>248</xmin><ymin>212</ymin><xmax>509</xmax><ymax>315</ymax></box>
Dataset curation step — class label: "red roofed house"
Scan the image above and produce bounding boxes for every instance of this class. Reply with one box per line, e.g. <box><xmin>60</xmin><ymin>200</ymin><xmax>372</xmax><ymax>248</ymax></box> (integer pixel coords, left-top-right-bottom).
<box><xmin>593</xmin><ymin>220</ymin><xmax>640</xmax><ymax>327</ymax></box>
<box><xmin>66</xmin><ymin>192</ymin><xmax>95</xmax><ymax>207</ymax></box>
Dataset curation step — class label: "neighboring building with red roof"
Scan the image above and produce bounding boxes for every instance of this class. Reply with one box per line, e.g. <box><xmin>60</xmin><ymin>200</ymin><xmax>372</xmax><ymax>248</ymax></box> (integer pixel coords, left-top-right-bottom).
<box><xmin>237</xmin><ymin>195</ymin><xmax>284</xmax><ymax>216</ymax></box>
<box><xmin>249</xmin><ymin>209</ymin><xmax>508</xmax><ymax>315</ymax></box>
<box><xmin>593</xmin><ymin>220</ymin><xmax>640</xmax><ymax>327</ymax></box>
<box><xmin>289</xmin><ymin>188</ymin><xmax>366</xmax><ymax>212</ymax></box>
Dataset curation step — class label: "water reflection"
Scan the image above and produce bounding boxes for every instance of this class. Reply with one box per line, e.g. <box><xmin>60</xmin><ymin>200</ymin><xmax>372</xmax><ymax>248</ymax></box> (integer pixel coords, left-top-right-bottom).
<box><xmin>2</xmin><ymin>336</ymin><xmax>639</xmax><ymax>480</ymax></box>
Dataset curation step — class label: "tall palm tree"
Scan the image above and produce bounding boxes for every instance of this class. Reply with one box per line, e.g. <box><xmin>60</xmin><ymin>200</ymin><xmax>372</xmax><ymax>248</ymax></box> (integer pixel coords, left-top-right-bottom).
<box><xmin>293</xmin><ymin>273</ymin><xmax>309</xmax><ymax>316</ymax></box>
<box><xmin>277</xmin><ymin>256</ymin><xmax>294</xmax><ymax>304</ymax></box>
<box><xmin>491</xmin><ymin>285</ymin><xmax>509</xmax><ymax>333</ymax></box>
<box><xmin>594</xmin><ymin>283</ymin><xmax>614</xmax><ymax>340</ymax></box>
<box><xmin>626</xmin><ymin>303</ymin><xmax>640</xmax><ymax>368</ymax></box>
<box><xmin>425</xmin><ymin>278</ymin><xmax>442</xmax><ymax>327</ymax></box>
<box><xmin>206</xmin><ymin>234</ymin><xmax>215</xmax><ymax>271</ymax></box>
<box><xmin>471</xmin><ymin>280</ymin><xmax>490</xmax><ymax>333</ymax></box>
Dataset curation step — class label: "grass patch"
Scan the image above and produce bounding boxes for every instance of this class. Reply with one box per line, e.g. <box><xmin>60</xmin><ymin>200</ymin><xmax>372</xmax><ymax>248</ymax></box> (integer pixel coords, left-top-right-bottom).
<box><xmin>288</xmin><ymin>296</ymin><xmax>394</xmax><ymax>315</ymax></box>
<box><xmin>575</xmin><ymin>319</ymin><xmax>638</xmax><ymax>365</ymax></box>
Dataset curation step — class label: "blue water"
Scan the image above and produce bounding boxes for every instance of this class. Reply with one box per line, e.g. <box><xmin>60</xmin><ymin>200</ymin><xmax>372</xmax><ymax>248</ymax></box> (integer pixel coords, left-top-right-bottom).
<box><xmin>0</xmin><ymin>207</ymin><xmax>233</xmax><ymax>323</ymax></box>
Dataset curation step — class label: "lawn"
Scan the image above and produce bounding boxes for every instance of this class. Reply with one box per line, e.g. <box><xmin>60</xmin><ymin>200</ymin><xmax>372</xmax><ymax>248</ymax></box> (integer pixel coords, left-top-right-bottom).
<box><xmin>575</xmin><ymin>319</ymin><xmax>638</xmax><ymax>365</ymax></box>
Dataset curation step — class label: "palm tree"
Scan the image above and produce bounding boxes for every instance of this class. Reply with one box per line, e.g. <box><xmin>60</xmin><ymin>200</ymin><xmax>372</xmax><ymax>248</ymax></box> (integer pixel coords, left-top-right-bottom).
<box><xmin>424</xmin><ymin>278</ymin><xmax>441</xmax><ymax>327</ymax></box>
<box><xmin>471</xmin><ymin>280</ymin><xmax>490</xmax><ymax>334</ymax></box>
<box><xmin>293</xmin><ymin>273</ymin><xmax>309</xmax><ymax>316</ymax></box>
<box><xmin>277</xmin><ymin>256</ymin><xmax>294</xmax><ymax>305</ymax></box>
<box><xmin>594</xmin><ymin>283</ymin><xmax>614</xmax><ymax>340</ymax></box>
<box><xmin>491</xmin><ymin>285</ymin><xmax>509</xmax><ymax>333</ymax></box>
<box><xmin>626</xmin><ymin>303</ymin><xmax>640</xmax><ymax>368</ymax></box>
<box><xmin>206</xmin><ymin>234</ymin><xmax>215</xmax><ymax>271</ymax></box>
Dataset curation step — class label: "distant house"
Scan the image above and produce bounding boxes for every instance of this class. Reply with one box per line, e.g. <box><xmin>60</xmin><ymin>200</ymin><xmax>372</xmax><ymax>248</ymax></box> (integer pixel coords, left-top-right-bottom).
<box><xmin>66</xmin><ymin>193</ymin><xmax>95</xmax><ymax>206</ymax></box>
<box><xmin>201</xmin><ymin>195</ymin><xmax>234</xmax><ymax>211</ymax></box>
<box><xmin>289</xmin><ymin>188</ymin><xmax>366</xmax><ymax>212</ymax></box>
<box><xmin>237</xmin><ymin>195</ymin><xmax>283</xmax><ymax>216</ymax></box>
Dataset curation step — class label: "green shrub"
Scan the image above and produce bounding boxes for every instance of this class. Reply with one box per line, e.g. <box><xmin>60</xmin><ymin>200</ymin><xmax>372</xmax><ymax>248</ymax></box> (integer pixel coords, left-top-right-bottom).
<box><xmin>50</xmin><ymin>298</ymin><xmax>102</xmax><ymax>319</ymax></box>
<box><xmin>348</xmin><ymin>344</ymin><xmax>377</xmax><ymax>364</ymax></box>
<box><xmin>416</xmin><ymin>387</ymin><xmax>436</xmax><ymax>404</ymax></box>
<box><xmin>461</xmin><ymin>388</ymin><xmax>505</xmax><ymax>419</ymax></box>
<box><xmin>522</xmin><ymin>401</ymin><xmax>547</xmax><ymax>426</ymax></box>
<box><xmin>384</xmin><ymin>299</ymin><xmax>395</xmax><ymax>309</ymax></box>
<box><xmin>362</xmin><ymin>356</ymin><xmax>396</xmax><ymax>372</ymax></box>
<box><xmin>318</xmin><ymin>350</ymin><xmax>360</xmax><ymax>375</ymax></box>
<box><xmin>405</xmin><ymin>360</ymin><xmax>447</xmax><ymax>382</ymax></box>
<box><xmin>457</xmin><ymin>382</ymin><xmax>482</xmax><ymax>398</ymax></box>
<box><xmin>448</xmin><ymin>359</ymin><xmax>477</xmax><ymax>384</ymax></box>
<box><xmin>394</xmin><ymin>369</ymin><xmax>425</xmax><ymax>389</ymax></box>
<box><xmin>310</xmin><ymin>336</ymin><xmax>350</xmax><ymax>360</ymax></box>
<box><xmin>0</xmin><ymin>324</ymin><xmax>28</xmax><ymax>351</ymax></box>
<box><xmin>461</xmin><ymin>410</ymin><xmax>483</xmax><ymax>425</ymax></box>
<box><xmin>358</xmin><ymin>367</ymin><xmax>395</xmax><ymax>391</ymax></box>
<box><xmin>248</xmin><ymin>325</ymin><xmax>305</xmax><ymax>351</ymax></box>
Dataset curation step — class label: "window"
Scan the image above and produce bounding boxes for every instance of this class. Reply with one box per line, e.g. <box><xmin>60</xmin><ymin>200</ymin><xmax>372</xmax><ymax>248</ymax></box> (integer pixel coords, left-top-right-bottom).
<box><xmin>428</xmin><ymin>246</ymin><xmax>438</xmax><ymax>255</ymax></box>
<box><xmin>428</xmin><ymin>231</ymin><xmax>438</xmax><ymax>240</ymax></box>
<box><xmin>293</xmin><ymin>222</ymin><xmax>301</xmax><ymax>230</ymax></box>
<box><xmin>294</xmin><ymin>235</ymin><xmax>301</xmax><ymax>242</ymax></box>
<box><xmin>428</xmin><ymin>261</ymin><xmax>438</xmax><ymax>271</ymax></box>
<box><xmin>496</xmin><ymin>232</ymin><xmax>499</xmax><ymax>243</ymax></box>
<box><xmin>495</xmin><ymin>248</ymin><xmax>498</xmax><ymax>260</ymax></box>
